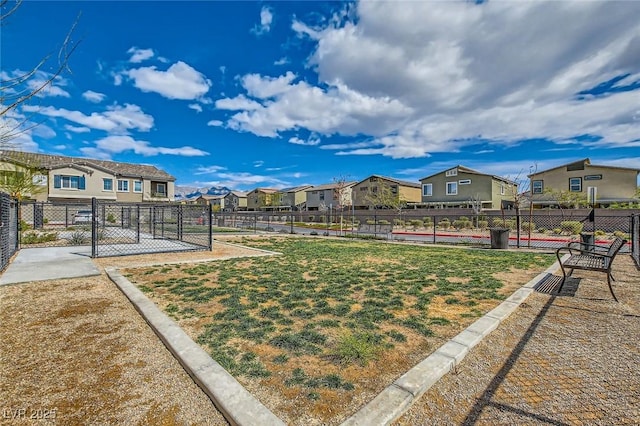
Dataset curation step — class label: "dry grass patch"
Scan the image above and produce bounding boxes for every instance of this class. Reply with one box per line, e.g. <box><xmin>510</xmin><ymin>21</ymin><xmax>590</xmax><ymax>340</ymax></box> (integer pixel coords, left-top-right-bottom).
<box><xmin>123</xmin><ymin>236</ymin><xmax>553</xmax><ymax>425</ymax></box>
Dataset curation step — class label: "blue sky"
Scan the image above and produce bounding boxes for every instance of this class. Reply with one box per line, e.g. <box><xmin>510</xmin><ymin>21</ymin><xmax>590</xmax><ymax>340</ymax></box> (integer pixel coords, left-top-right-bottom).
<box><xmin>2</xmin><ymin>0</ymin><xmax>639</xmax><ymax>191</ymax></box>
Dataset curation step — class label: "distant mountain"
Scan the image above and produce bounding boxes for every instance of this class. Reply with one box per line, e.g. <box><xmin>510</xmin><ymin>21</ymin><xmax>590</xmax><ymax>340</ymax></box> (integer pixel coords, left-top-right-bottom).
<box><xmin>175</xmin><ymin>186</ymin><xmax>232</xmax><ymax>200</ymax></box>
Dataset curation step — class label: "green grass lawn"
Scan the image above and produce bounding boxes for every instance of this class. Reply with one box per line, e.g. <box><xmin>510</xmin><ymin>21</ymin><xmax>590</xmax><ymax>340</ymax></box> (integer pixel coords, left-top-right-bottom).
<box><xmin>124</xmin><ymin>236</ymin><xmax>553</xmax><ymax>423</ymax></box>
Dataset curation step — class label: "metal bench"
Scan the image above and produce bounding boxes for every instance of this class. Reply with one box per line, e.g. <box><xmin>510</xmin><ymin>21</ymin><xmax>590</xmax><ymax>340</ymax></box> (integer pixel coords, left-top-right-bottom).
<box><xmin>555</xmin><ymin>237</ymin><xmax>627</xmax><ymax>302</ymax></box>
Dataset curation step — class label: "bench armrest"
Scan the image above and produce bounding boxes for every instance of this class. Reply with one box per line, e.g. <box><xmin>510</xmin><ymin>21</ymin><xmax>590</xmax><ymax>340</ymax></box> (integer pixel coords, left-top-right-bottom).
<box><xmin>556</xmin><ymin>246</ymin><xmax>614</xmax><ymax>259</ymax></box>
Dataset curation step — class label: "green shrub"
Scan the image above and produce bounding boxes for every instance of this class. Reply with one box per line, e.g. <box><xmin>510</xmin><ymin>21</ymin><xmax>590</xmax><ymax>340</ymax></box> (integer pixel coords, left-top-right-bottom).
<box><xmin>438</xmin><ymin>218</ymin><xmax>451</xmax><ymax>229</ymax></box>
<box><xmin>394</xmin><ymin>219</ymin><xmax>405</xmax><ymax>226</ymax></box>
<box><xmin>106</xmin><ymin>213</ymin><xmax>116</xmax><ymax>223</ymax></box>
<box><xmin>67</xmin><ymin>231</ymin><xmax>90</xmax><ymax>245</ymax></box>
<box><xmin>553</xmin><ymin>228</ymin><xmax>562</xmax><ymax>235</ymax></box>
<box><xmin>560</xmin><ymin>221</ymin><xmax>583</xmax><ymax>235</ymax></box>
<box><xmin>409</xmin><ymin>219</ymin><xmax>423</xmax><ymax>229</ymax></box>
<box><xmin>21</xmin><ymin>231</ymin><xmax>58</xmax><ymax>244</ymax></box>
<box><xmin>366</xmin><ymin>220</ymin><xmax>375</xmax><ymax>225</ymax></box>
<box><xmin>594</xmin><ymin>230</ymin><xmax>606</xmax><ymax>237</ymax></box>
<box><xmin>613</xmin><ymin>231</ymin><xmax>629</xmax><ymax>239</ymax></box>
<box><xmin>19</xmin><ymin>220</ymin><xmax>31</xmax><ymax>231</ymax></box>
<box><xmin>521</xmin><ymin>222</ymin><xmax>536</xmax><ymax>232</ymax></box>
<box><xmin>422</xmin><ymin>216</ymin><xmax>433</xmax><ymax>224</ymax></box>
<box><xmin>332</xmin><ymin>331</ymin><xmax>381</xmax><ymax>366</ymax></box>
<box><xmin>477</xmin><ymin>220</ymin><xmax>489</xmax><ymax>230</ymax></box>
<box><xmin>308</xmin><ymin>215</ymin><xmax>315</xmax><ymax>222</ymax></box>
<box><xmin>538</xmin><ymin>227</ymin><xmax>547</xmax><ymax>233</ymax></box>
<box><xmin>377</xmin><ymin>220</ymin><xmax>390</xmax><ymax>225</ymax></box>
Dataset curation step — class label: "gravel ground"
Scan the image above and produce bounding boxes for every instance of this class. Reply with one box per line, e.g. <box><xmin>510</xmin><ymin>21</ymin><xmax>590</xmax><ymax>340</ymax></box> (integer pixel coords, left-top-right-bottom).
<box><xmin>0</xmin><ymin>242</ymin><xmax>264</xmax><ymax>426</ymax></box>
<box><xmin>396</xmin><ymin>254</ymin><xmax>640</xmax><ymax>426</ymax></box>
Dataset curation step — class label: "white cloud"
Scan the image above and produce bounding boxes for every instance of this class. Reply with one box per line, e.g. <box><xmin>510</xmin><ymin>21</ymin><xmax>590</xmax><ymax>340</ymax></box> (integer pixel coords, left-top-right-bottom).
<box><xmin>274</xmin><ymin>57</ymin><xmax>289</xmax><ymax>66</ymax></box>
<box><xmin>253</xmin><ymin>160</ymin><xmax>264</xmax><ymax>168</ymax></box>
<box><xmin>23</xmin><ymin>103</ymin><xmax>154</xmax><ymax>133</ymax></box>
<box><xmin>127</xmin><ymin>47</ymin><xmax>155</xmax><ymax>63</ymax></box>
<box><xmin>82</xmin><ymin>135</ymin><xmax>210</xmax><ymax>157</ymax></box>
<box><xmin>252</xmin><ymin>7</ymin><xmax>273</xmax><ymax>35</ymax></box>
<box><xmin>289</xmin><ymin>135</ymin><xmax>321</xmax><ymax>146</ymax></box>
<box><xmin>82</xmin><ymin>90</ymin><xmax>107</xmax><ymax>103</ymax></box>
<box><xmin>218</xmin><ymin>1</ymin><xmax>640</xmax><ymax>158</ymax></box>
<box><xmin>194</xmin><ymin>165</ymin><xmax>227</xmax><ymax>175</ymax></box>
<box><xmin>207</xmin><ymin>120</ymin><xmax>223</xmax><ymax>127</ymax></box>
<box><xmin>188</xmin><ymin>103</ymin><xmax>203</xmax><ymax>113</ymax></box>
<box><xmin>126</xmin><ymin>61</ymin><xmax>212</xmax><ymax>100</ymax></box>
<box><xmin>64</xmin><ymin>124</ymin><xmax>91</xmax><ymax>133</ymax></box>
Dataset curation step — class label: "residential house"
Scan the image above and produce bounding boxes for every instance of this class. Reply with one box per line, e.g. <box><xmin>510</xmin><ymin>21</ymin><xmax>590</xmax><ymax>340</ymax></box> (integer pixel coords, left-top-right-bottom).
<box><xmin>193</xmin><ymin>194</ymin><xmax>225</xmax><ymax>211</ymax></box>
<box><xmin>419</xmin><ymin>166</ymin><xmax>517</xmax><ymax>210</ymax></box>
<box><xmin>277</xmin><ymin>185</ymin><xmax>313</xmax><ymax>211</ymax></box>
<box><xmin>0</xmin><ymin>150</ymin><xmax>175</xmax><ymax>203</ymax></box>
<box><xmin>305</xmin><ymin>181</ymin><xmax>356</xmax><ymax>211</ymax></box>
<box><xmin>246</xmin><ymin>188</ymin><xmax>279</xmax><ymax>211</ymax></box>
<box><xmin>223</xmin><ymin>191</ymin><xmax>247</xmax><ymax>211</ymax></box>
<box><xmin>528</xmin><ymin>159</ymin><xmax>640</xmax><ymax>208</ymax></box>
<box><xmin>351</xmin><ymin>175</ymin><xmax>421</xmax><ymax>210</ymax></box>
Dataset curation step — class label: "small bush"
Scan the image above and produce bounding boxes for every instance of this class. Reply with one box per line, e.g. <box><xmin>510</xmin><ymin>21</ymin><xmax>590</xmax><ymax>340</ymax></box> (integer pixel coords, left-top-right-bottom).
<box><xmin>67</xmin><ymin>231</ymin><xmax>90</xmax><ymax>245</ymax></box>
<box><xmin>377</xmin><ymin>220</ymin><xmax>390</xmax><ymax>225</ymax></box>
<box><xmin>537</xmin><ymin>227</ymin><xmax>547</xmax><ymax>233</ymax></box>
<box><xmin>332</xmin><ymin>331</ymin><xmax>381</xmax><ymax>366</ymax></box>
<box><xmin>365</xmin><ymin>220</ymin><xmax>375</xmax><ymax>225</ymax></box>
<box><xmin>394</xmin><ymin>219</ymin><xmax>405</xmax><ymax>226</ymax></box>
<box><xmin>422</xmin><ymin>216</ymin><xmax>433</xmax><ymax>224</ymax></box>
<box><xmin>560</xmin><ymin>221</ymin><xmax>583</xmax><ymax>235</ymax></box>
<box><xmin>106</xmin><ymin>213</ymin><xmax>116</xmax><ymax>223</ymax></box>
<box><xmin>477</xmin><ymin>220</ymin><xmax>489</xmax><ymax>230</ymax></box>
<box><xmin>521</xmin><ymin>222</ymin><xmax>536</xmax><ymax>232</ymax></box>
<box><xmin>409</xmin><ymin>219</ymin><xmax>423</xmax><ymax>229</ymax></box>
<box><xmin>21</xmin><ymin>231</ymin><xmax>58</xmax><ymax>244</ymax></box>
<box><xmin>613</xmin><ymin>231</ymin><xmax>629</xmax><ymax>239</ymax></box>
<box><xmin>553</xmin><ymin>228</ymin><xmax>562</xmax><ymax>235</ymax></box>
<box><xmin>594</xmin><ymin>230</ymin><xmax>606</xmax><ymax>237</ymax></box>
<box><xmin>438</xmin><ymin>218</ymin><xmax>451</xmax><ymax>229</ymax></box>
<box><xmin>19</xmin><ymin>220</ymin><xmax>31</xmax><ymax>231</ymax></box>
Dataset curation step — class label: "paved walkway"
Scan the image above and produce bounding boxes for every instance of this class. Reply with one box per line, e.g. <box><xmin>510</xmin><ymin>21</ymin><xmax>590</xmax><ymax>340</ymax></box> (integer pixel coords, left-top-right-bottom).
<box><xmin>0</xmin><ymin>246</ymin><xmax>100</xmax><ymax>285</ymax></box>
<box><xmin>397</xmin><ymin>254</ymin><xmax>640</xmax><ymax>425</ymax></box>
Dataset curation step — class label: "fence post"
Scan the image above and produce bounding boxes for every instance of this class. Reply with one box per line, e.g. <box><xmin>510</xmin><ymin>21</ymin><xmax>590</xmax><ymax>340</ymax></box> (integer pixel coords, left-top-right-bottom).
<box><xmin>91</xmin><ymin>197</ymin><xmax>97</xmax><ymax>257</ymax></box>
<box><xmin>208</xmin><ymin>204</ymin><xmax>213</xmax><ymax>250</ymax></box>
<box><xmin>433</xmin><ymin>215</ymin><xmax>437</xmax><ymax>244</ymax></box>
<box><xmin>136</xmin><ymin>205</ymin><xmax>141</xmax><ymax>243</ymax></box>
<box><xmin>516</xmin><ymin>209</ymin><xmax>521</xmax><ymax>248</ymax></box>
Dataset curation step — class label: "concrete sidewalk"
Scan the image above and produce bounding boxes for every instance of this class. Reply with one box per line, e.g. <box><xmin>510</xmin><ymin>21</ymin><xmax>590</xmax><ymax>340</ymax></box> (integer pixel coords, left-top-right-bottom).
<box><xmin>397</xmin><ymin>254</ymin><xmax>640</xmax><ymax>425</ymax></box>
<box><xmin>0</xmin><ymin>246</ymin><xmax>100</xmax><ymax>285</ymax></box>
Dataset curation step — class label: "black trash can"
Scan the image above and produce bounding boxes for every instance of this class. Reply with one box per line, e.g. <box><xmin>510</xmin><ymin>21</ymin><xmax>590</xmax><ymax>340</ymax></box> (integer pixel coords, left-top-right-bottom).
<box><xmin>489</xmin><ymin>227</ymin><xmax>510</xmax><ymax>249</ymax></box>
<box><xmin>580</xmin><ymin>232</ymin><xmax>595</xmax><ymax>252</ymax></box>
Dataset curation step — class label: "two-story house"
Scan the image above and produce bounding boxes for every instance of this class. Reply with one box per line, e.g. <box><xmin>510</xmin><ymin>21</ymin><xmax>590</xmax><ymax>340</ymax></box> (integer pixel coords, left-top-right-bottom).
<box><xmin>419</xmin><ymin>166</ymin><xmax>517</xmax><ymax>210</ymax></box>
<box><xmin>352</xmin><ymin>175</ymin><xmax>421</xmax><ymax>210</ymax></box>
<box><xmin>193</xmin><ymin>194</ymin><xmax>225</xmax><ymax>210</ymax></box>
<box><xmin>277</xmin><ymin>185</ymin><xmax>313</xmax><ymax>211</ymax></box>
<box><xmin>223</xmin><ymin>191</ymin><xmax>248</xmax><ymax>211</ymax></box>
<box><xmin>0</xmin><ymin>150</ymin><xmax>175</xmax><ymax>203</ymax></box>
<box><xmin>305</xmin><ymin>181</ymin><xmax>356</xmax><ymax>211</ymax></box>
<box><xmin>246</xmin><ymin>188</ymin><xmax>279</xmax><ymax>211</ymax></box>
<box><xmin>528</xmin><ymin>159</ymin><xmax>640</xmax><ymax>208</ymax></box>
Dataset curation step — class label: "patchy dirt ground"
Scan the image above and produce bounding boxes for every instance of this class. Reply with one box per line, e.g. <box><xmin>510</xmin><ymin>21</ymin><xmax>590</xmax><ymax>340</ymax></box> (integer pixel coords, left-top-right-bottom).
<box><xmin>0</xmin><ymin>241</ymin><xmax>262</xmax><ymax>426</ymax></box>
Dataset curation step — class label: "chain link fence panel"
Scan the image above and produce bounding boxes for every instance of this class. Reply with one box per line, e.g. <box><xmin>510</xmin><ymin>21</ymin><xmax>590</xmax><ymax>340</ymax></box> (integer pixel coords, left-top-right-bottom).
<box><xmin>0</xmin><ymin>192</ymin><xmax>19</xmax><ymax>271</ymax></box>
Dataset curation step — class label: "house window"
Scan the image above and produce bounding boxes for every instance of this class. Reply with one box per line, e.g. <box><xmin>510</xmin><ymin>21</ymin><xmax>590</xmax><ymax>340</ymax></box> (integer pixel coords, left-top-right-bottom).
<box><xmin>319</xmin><ymin>192</ymin><xmax>325</xmax><ymax>201</ymax></box>
<box><xmin>103</xmin><ymin>178</ymin><xmax>113</xmax><ymax>191</ymax></box>
<box><xmin>133</xmin><ymin>180</ymin><xmax>142</xmax><ymax>193</ymax></box>
<box><xmin>446</xmin><ymin>181</ymin><xmax>458</xmax><ymax>195</ymax></box>
<box><xmin>423</xmin><ymin>183</ymin><xmax>433</xmax><ymax>197</ymax></box>
<box><xmin>390</xmin><ymin>185</ymin><xmax>398</xmax><ymax>194</ymax></box>
<box><xmin>54</xmin><ymin>174</ymin><xmax>85</xmax><ymax>190</ymax></box>
<box><xmin>500</xmin><ymin>183</ymin><xmax>506</xmax><ymax>195</ymax></box>
<box><xmin>360</xmin><ymin>187</ymin><xmax>368</xmax><ymax>191</ymax></box>
<box><xmin>584</xmin><ymin>174</ymin><xmax>602</xmax><ymax>181</ymax></box>
<box><xmin>153</xmin><ymin>182</ymin><xmax>166</xmax><ymax>196</ymax></box>
<box><xmin>459</xmin><ymin>179</ymin><xmax>471</xmax><ymax>185</ymax></box>
<box><xmin>532</xmin><ymin>180</ymin><xmax>543</xmax><ymax>194</ymax></box>
<box><xmin>569</xmin><ymin>177</ymin><xmax>582</xmax><ymax>192</ymax></box>
<box><xmin>117</xmin><ymin>179</ymin><xmax>129</xmax><ymax>192</ymax></box>
<box><xmin>445</xmin><ymin>168</ymin><xmax>458</xmax><ymax>177</ymax></box>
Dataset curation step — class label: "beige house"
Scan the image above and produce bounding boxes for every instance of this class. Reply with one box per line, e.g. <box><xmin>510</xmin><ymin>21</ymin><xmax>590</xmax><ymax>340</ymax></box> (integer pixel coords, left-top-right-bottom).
<box><xmin>352</xmin><ymin>175</ymin><xmax>421</xmax><ymax>210</ymax></box>
<box><xmin>246</xmin><ymin>188</ymin><xmax>279</xmax><ymax>211</ymax></box>
<box><xmin>419</xmin><ymin>166</ymin><xmax>517</xmax><ymax>210</ymax></box>
<box><xmin>0</xmin><ymin>150</ymin><xmax>175</xmax><ymax>203</ymax></box>
<box><xmin>223</xmin><ymin>191</ymin><xmax>247</xmax><ymax>211</ymax></box>
<box><xmin>305</xmin><ymin>181</ymin><xmax>356</xmax><ymax>211</ymax></box>
<box><xmin>528</xmin><ymin>159</ymin><xmax>640</xmax><ymax>208</ymax></box>
<box><xmin>277</xmin><ymin>185</ymin><xmax>313</xmax><ymax>211</ymax></box>
<box><xmin>193</xmin><ymin>194</ymin><xmax>225</xmax><ymax>210</ymax></box>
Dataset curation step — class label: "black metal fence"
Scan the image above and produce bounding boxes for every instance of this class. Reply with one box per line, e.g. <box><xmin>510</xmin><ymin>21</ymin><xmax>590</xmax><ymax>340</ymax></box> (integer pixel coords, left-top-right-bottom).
<box><xmin>0</xmin><ymin>192</ymin><xmax>19</xmax><ymax>271</ymax></box>
<box><xmin>632</xmin><ymin>214</ymin><xmax>639</xmax><ymax>267</ymax></box>
<box><xmin>214</xmin><ymin>209</ymin><xmax>635</xmax><ymax>253</ymax></box>
<box><xmin>19</xmin><ymin>199</ymin><xmax>212</xmax><ymax>257</ymax></box>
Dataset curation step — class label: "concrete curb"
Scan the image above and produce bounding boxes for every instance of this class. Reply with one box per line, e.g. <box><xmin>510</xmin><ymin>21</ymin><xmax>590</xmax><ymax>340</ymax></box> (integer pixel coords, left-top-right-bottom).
<box><xmin>106</xmin><ymin>267</ymin><xmax>285</xmax><ymax>426</ymax></box>
<box><xmin>340</xmin><ymin>256</ymin><xmax>567</xmax><ymax>425</ymax></box>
